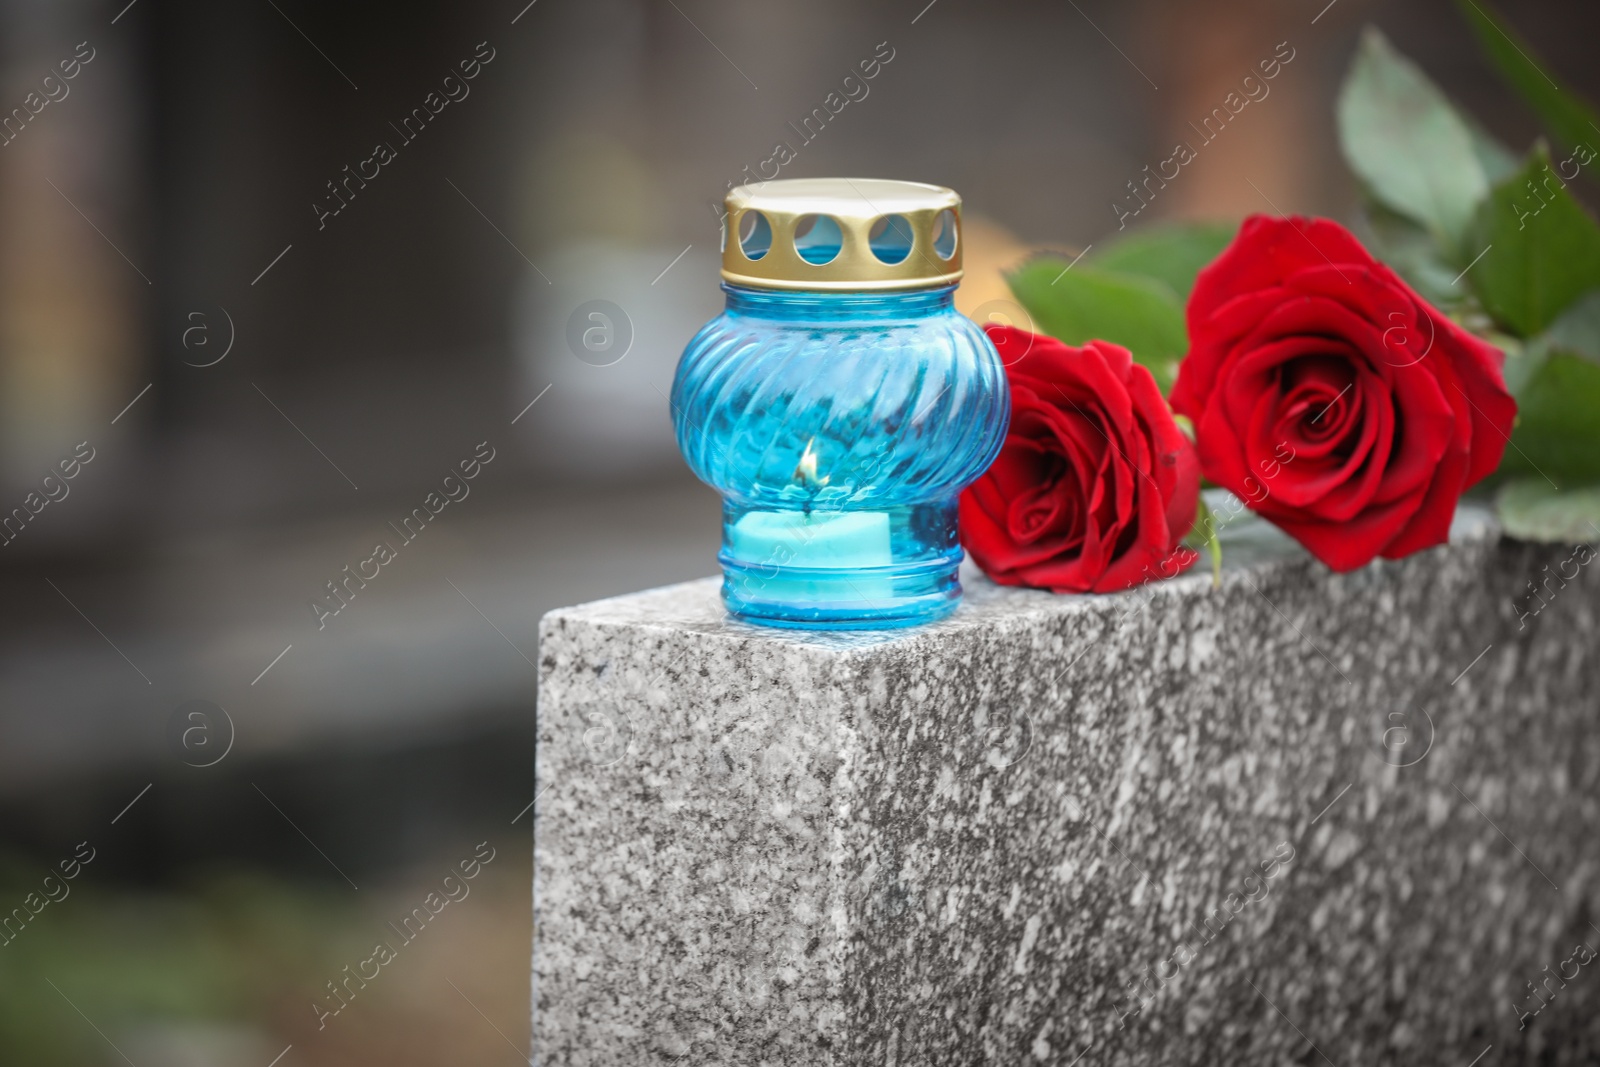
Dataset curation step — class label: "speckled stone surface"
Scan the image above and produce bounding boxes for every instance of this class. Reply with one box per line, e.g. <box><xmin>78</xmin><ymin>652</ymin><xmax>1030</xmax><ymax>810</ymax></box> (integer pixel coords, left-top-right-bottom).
<box><xmin>534</xmin><ymin>506</ymin><xmax>1600</xmax><ymax>1066</ymax></box>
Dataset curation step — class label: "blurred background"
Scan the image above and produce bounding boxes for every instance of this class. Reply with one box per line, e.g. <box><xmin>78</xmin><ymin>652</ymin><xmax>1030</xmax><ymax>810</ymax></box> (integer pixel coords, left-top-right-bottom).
<box><xmin>0</xmin><ymin>0</ymin><xmax>1596</xmax><ymax>1062</ymax></box>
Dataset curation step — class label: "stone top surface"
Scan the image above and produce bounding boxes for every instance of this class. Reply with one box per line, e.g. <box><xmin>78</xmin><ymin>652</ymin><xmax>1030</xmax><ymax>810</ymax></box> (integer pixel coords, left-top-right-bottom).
<box><xmin>541</xmin><ymin>501</ymin><xmax>1498</xmax><ymax>652</ymax></box>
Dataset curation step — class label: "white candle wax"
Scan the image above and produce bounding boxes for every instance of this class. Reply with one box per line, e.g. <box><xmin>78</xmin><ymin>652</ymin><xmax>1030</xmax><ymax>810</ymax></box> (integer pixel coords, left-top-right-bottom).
<box><xmin>727</xmin><ymin>510</ymin><xmax>895</xmax><ymax>603</ymax></box>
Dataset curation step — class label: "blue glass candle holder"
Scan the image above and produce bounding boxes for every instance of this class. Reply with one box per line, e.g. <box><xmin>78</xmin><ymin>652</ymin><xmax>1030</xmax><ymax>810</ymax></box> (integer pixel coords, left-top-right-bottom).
<box><xmin>671</xmin><ymin>179</ymin><xmax>1008</xmax><ymax>629</ymax></box>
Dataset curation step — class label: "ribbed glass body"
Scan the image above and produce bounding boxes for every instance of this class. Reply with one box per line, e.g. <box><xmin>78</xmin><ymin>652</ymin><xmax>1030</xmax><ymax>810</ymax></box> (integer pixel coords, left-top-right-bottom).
<box><xmin>671</xmin><ymin>283</ymin><xmax>1009</xmax><ymax>628</ymax></box>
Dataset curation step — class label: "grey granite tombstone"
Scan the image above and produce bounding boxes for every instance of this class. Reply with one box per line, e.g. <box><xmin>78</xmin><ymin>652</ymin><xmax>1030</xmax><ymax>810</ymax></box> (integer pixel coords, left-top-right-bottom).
<box><xmin>534</xmin><ymin>506</ymin><xmax>1600</xmax><ymax>1066</ymax></box>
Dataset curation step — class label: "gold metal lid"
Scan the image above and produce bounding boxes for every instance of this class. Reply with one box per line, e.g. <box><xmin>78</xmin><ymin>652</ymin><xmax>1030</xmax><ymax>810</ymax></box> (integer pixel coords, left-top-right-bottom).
<box><xmin>721</xmin><ymin>178</ymin><xmax>963</xmax><ymax>291</ymax></box>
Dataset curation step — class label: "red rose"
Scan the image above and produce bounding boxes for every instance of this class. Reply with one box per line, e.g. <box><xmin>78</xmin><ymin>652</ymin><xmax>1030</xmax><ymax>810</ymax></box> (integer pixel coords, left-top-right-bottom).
<box><xmin>960</xmin><ymin>327</ymin><xmax>1200</xmax><ymax>593</ymax></box>
<box><xmin>1170</xmin><ymin>215</ymin><xmax>1516</xmax><ymax>572</ymax></box>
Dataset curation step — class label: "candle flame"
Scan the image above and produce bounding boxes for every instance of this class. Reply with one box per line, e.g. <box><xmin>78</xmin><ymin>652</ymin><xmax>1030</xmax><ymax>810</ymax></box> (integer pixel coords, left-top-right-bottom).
<box><xmin>793</xmin><ymin>438</ymin><xmax>828</xmax><ymax>489</ymax></box>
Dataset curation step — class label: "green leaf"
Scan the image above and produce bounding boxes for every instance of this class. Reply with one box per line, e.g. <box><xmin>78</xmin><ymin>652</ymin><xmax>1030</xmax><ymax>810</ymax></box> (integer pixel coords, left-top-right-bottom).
<box><xmin>1498</xmin><ymin>337</ymin><xmax>1548</xmax><ymax>399</ymax></box>
<box><xmin>1468</xmin><ymin>144</ymin><xmax>1600</xmax><ymax>336</ymax></box>
<box><xmin>1455</xmin><ymin>0</ymin><xmax>1600</xmax><ymax>162</ymax></box>
<box><xmin>1182</xmin><ymin>494</ymin><xmax>1224</xmax><ymax>588</ymax></box>
<box><xmin>1357</xmin><ymin>201</ymin><xmax>1465</xmax><ymax>307</ymax></box>
<box><xmin>1006</xmin><ymin>258</ymin><xmax>1188</xmax><ymax>394</ymax></box>
<box><xmin>1090</xmin><ymin>222</ymin><xmax>1237</xmax><ymax>300</ymax></box>
<box><xmin>1501</xmin><ymin>351</ymin><xmax>1600</xmax><ymax>485</ymax></box>
<box><xmin>1495</xmin><ymin>478</ymin><xmax>1600</xmax><ymax>542</ymax></box>
<box><xmin>1539</xmin><ymin>289</ymin><xmax>1600</xmax><ymax>363</ymax></box>
<box><xmin>1337</xmin><ymin>26</ymin><xmax>1489</xmax><ymax>255</ymax></box>
<box><xmin>1464</xmin><ymin>112</ymin><xmax>1522</xmax><ymax>183</ymax></box>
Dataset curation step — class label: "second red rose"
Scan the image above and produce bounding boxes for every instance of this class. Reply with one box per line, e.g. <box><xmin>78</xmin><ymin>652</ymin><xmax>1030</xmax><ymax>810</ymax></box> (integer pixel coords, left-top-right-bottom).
<box><xmin>961</xmin><ymin>326</ymin><xmax>1200</xmax><ymax>594</ymax></box>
